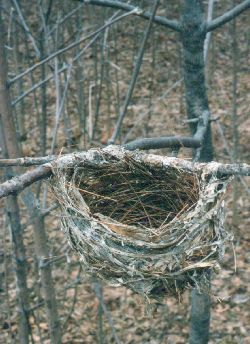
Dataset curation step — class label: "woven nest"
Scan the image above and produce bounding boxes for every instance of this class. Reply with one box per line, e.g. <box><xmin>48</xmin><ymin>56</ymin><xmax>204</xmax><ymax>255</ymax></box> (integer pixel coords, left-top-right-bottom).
<box><xmin>51</xmin><ymin>146</ymin><xmax>231</xmax><ymax>299</ymax></box>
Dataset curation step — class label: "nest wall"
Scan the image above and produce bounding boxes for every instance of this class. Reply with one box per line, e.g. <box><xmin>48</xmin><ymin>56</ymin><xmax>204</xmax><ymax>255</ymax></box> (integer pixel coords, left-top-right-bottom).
<box><xmin>51</xmin><ymin>146</ymin><xmax>232</xmax><ymax>299</ymax></box>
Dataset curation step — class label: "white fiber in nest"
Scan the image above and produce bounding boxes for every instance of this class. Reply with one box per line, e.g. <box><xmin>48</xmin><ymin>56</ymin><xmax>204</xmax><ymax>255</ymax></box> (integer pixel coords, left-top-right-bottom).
<box><xmin>51</xmin><ymin>146</ymin><xmax>232</xmax><ymax>299</ymax></box>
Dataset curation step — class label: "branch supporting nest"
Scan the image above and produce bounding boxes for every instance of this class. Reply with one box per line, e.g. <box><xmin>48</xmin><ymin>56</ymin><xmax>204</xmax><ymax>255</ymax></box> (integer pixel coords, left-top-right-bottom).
<box><xmin>51</xmin><ymin>146</ymin><xmax>232</xmax><ymax>299</ymax></box>
<box><xmin>0</xmin><ymin>146</ymin><xmax>249</xmax><ymax>199</ymax></box>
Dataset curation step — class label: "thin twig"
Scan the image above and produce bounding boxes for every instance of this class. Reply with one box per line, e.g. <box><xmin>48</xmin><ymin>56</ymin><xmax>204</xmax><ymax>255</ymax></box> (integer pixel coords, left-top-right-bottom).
<box><xmin>93</xmin><ymin>282</ymin><xmax>120</xmax><ymax>344</ymax></box>
<box><xmin>75</xmin><ymin>0</ymin><xmax>180</xmax><ymax>32</ymax></box>
<box><xmin>11</xmin><ymin>64</ymin><xmax>68</xmax><ymax>106</ymax></box>
<box><xmin>108</xmin><ymin>0</ymin><xmax>161</xmax><ymax>144</ymax></box>
<box><xmin>206</xmin><ymin>0</ymin><xmax>250</xmax><ymax>31</ymax></box>
<box><xmin>12</xmin><ymin>0</ymin><xmax>41</xmax><ymax>58</ymax></box>
<box><xmin>123</xmin><ymin>77</ymin><xmax>184</xmax><ymax>143</ymax></box>
<box><xmin>0</xmin><ymin>156</ymin><xmax>57</xmax><ymax>167</ymax></box>
<box><xmin>204</xmin><ymin>0</ymin><xmax>214</xmax><ymax>62</ymax></box>
<box><xmin>8</xmin><ymin>9</ymin><xmax>141</xmax><ymax>85</ymax></box>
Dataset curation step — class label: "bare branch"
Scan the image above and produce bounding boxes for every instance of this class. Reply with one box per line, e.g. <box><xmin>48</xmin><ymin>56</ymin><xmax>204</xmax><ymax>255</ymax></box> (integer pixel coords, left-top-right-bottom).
<box><xmin>123</xmin><ymin>78</ymin><xmax>184</xmax><ymax>143</ymax></box>
<box><xmin>0</xmin><ymin>156</ymin><xmax>57</xmax><ymax>167</ymax></box>
<box><xmin>215</xmin><ymin>163</ymin><xmax>250</xmax><ymax>178</ymax></box>
<box><xmin>124</xmin><ymin>136</ymin><xmax>200</xmax><ymax>151</ymax></box>
<box><xmin>75</xmin><ymin>0</ymin><xmax>181</xmax><ymax>32</ymax></box>
<box><xmin>108</xmin><ymin>0</ymin><xmax>161</xmax><ymax>144</ymax></box>
<box><xmin>2</xmin><ymin>122</ymin><xmax>208</xmax><ymax>167</ymax></box>
<box><xmin>0</xmin><ymin>148</ymin><xmax>249</xmax><ymax>199</ymax></box>
<box><xmin>125</xmin><ymin>110</ymin><xmax>210</xmax><ymax>151</ymax></box>
<box><xmin>0</xmin><ymin>165</ymin><xmax>52</xmax><ymax>199</ymax></box>
<box><xmin>204</xmin><ymin>0</ymin><xmax>214</xmax><ymax>62</ymax></box>
<box><xmin>11</xmin><ymin>64</ymin><xmax>68</xmax><ymax>106</ymax></box>
<box><xmin>193</xmin><ymin>110</ymin><xmax>210</xmax><ymax>142</ymax></box>
<box><xmin>12</xmin><ymin>0</ymin><xmax>41</xmax><ymax>58</ymax></box>
<box><xmin>8</xmin><ymin>9</ymin><xmax>140</xmax><ymax>85</ymax></box>
<box><xmin>0</xmin><ymin>108</ymin><xmax>209</xmax><ymax>165</ymax></box>
<box><xmin>207</xmin><ymin>0</ymin><xmax>250</xmax><ymax>32</ymax></box>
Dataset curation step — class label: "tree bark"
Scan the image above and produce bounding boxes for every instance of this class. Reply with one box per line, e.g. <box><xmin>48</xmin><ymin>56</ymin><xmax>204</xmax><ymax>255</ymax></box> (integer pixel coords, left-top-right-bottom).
<box><xmin>181</xmin><ymin>0</ymin><xmax>213</xmax><ymax>162</ymax></box>
<box><xmin>0</xmin><ymin>6</ymin><xmax>30</xmax><ymax>343</ymax></box>
<box><xmin>180</xmin><ymin>1</ymin><xmax>212</xmax><ymax>343</ymax></box>
<box><xmin>190</xmin><ymin>287</ymin><xmax>211</xmax><ymax>344</ymax></box>
<box><xmin>0</xmin><ymin>7</ymin><xmax>61</xmax><ymax>344</ymax></box>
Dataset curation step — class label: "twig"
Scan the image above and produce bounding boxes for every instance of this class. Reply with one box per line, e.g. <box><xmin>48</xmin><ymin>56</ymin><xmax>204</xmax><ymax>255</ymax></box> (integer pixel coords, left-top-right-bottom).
<box><xmin>11</xmin><ymin>64</ymin><xmax>68</xmax><ymax>106</ymax></box>
<box><xmin>75</xmin><ymin>0</ymin><xmax>181</xmax><ymax>32</ymax></box>
<box><xmin>123</xmin><ymin>78</ymin><xmax>183</xmax><ymax>143</ymax></box>
<box><xmin>62</xmin><ymin>265</ymin><xmax>82</xmax><ymax>327</ymax></box>
<box><xmin>50</xmin><ymin>63</ymin><xmax>73</xmax><ymax>154</ymax></box>
<box><xmin>0</xmin><ymin>156</ymin><xmax>57</xmax><ymax>167</ymax></box>
<box><xmin>47</xmin><ymin>4</ymin><xmax>84</xmax><ymax>36</ymax></box>
<box><xmin>11</xmin><ymin>0</ymin><xmax>41</xmax><ymax>58</ymax></box>
<box><xmin>204</xmin><ymin>0</ymin><xmax>214</xmax><ymax>62</ymax></box>
<box><xmin>8</xmin><ymin>9</ymin><xmax>140</xmax><ymax>85</ymax></box>
<box><xmin>206</xmin><ymin>0</ymin><xmax>250</xmax><ymax>31</ymax></box>
<box><xmin>124</xmin><ymin>110</ymin><xmax>210</xmax><ymax>151</ymax></box>
<box><xmin>108</xmin><ymin>0</ymin><xmax>161</xmax><ymax>144</ymax></box>
<box><xmin>93</xmin><ymin>282</ymin><xmax>120</xmax><ymax>344</ymax></box>
<box><xmin>0</xmin><ymin>165</ymin><xmax>52</xmax><ymax>199</ymax></box>
<box><xmin>215</xmin><ymin>121</ymin><xmax>249</xmax><ymax>194</ymax></box>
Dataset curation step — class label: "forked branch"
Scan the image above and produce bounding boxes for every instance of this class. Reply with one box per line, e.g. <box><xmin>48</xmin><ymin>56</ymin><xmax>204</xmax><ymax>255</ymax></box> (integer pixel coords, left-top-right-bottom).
<box><xmin>207</xmin><ymin>0</ymin><xmax>250</xmax><ymax>31</ymax></box>
<box><xmin>125</xmin><ymin>110</ymin><xmax>210</xmax><ymax>151</ymax></box>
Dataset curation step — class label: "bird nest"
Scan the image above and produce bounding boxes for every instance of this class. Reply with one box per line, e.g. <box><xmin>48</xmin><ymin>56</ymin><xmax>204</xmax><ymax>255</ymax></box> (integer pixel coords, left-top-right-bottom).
<box><xmin>51</xmin><ymin>146</ymin><xmax>231</xmax><ymax>299</ymax></box>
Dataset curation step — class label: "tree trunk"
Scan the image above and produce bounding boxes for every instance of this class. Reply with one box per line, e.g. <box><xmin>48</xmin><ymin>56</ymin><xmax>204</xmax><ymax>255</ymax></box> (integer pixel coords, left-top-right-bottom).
<box><xmin>0</xmin><ymin>7</ymin><xmax>62</xmax><ymax>344</ymax></box>
<box><xmin>181</xmin><ymin>0</ymin><xmax>213</xmax><ymax>162</ymax></box>
<box><xmin>0</xmin><ymin>7</ymin><xmax>30</xmax><ymax>343</ymax></box>
<box><xmin>180</xmin><ymin>1</ymin><xmax>213</xmax><ymax>343</ymax></box>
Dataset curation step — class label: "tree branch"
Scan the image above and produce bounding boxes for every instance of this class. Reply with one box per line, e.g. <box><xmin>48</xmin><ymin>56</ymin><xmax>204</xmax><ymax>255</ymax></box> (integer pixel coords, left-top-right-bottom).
<box><xmin>8</xmin><ymin>9</ymin><xmax>140</xmax><ymax>85</ymax></box>
<box><xmin>0</xmin><ymin>156</ymin><xmax>57</xmax><ymax>167</ymax></box>
<box><xmin>0</xmin><ymin>148</ymin><xmax>249</xmax><ymax>199</ymax></box>
<box><xmin>124</xmin><ymin>110</ymin><xmax>210</xmax><ymax>151</ymax></box>
<box><xmin>108</xmin><ymin>0</ymin><xmax>161</xmax><ymax>144</ymax></box>
<box><xmin>75</xmin><ymin>0</ymin><xmax>181</xmax><ymax>32</ymax></box>
<box><xmin>0</xmin><ymin>165</ymin><xmax>52</xmax><ymax>199</ymax></box>
<box><xmin>124</xmin><ymin>136</ymin><xmax>201</xmax><ymax>151</ymax></box>
<box><xmin>215</xmin><ymin>163</ymin><xmax>250</xmax><ymax>178</ymax></box>
<box><xmin>207</xmin><ymin>0</ymin><xmax>250</xmax><ymax>32</ymax></box>
<box><xmin>0</xmin><ymin>111</ymin><xmax>210</xmax><ymax>165</ymax></box>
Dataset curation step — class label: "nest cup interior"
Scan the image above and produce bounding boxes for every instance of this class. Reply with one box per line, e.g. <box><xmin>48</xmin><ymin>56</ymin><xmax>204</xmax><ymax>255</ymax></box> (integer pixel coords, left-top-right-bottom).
<box><xmin>73</xmin><ymin>156</ymin><xmax>200</xmax><ymax>229</ymax></box>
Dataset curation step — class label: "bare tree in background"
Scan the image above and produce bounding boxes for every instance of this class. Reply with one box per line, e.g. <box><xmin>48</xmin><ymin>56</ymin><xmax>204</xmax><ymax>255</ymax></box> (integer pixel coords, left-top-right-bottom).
<box><xmin>0</xmin><ymin>4</ymin><xmax>61</xmax><ymax>343</ymax></box>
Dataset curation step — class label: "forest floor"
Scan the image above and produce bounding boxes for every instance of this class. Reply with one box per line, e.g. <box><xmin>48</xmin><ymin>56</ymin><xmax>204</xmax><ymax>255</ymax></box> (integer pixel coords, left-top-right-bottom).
<box><xmin>0</xmin><ymin>2</ymin><xmax>250</xmax><ymax>343</ymax></box>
